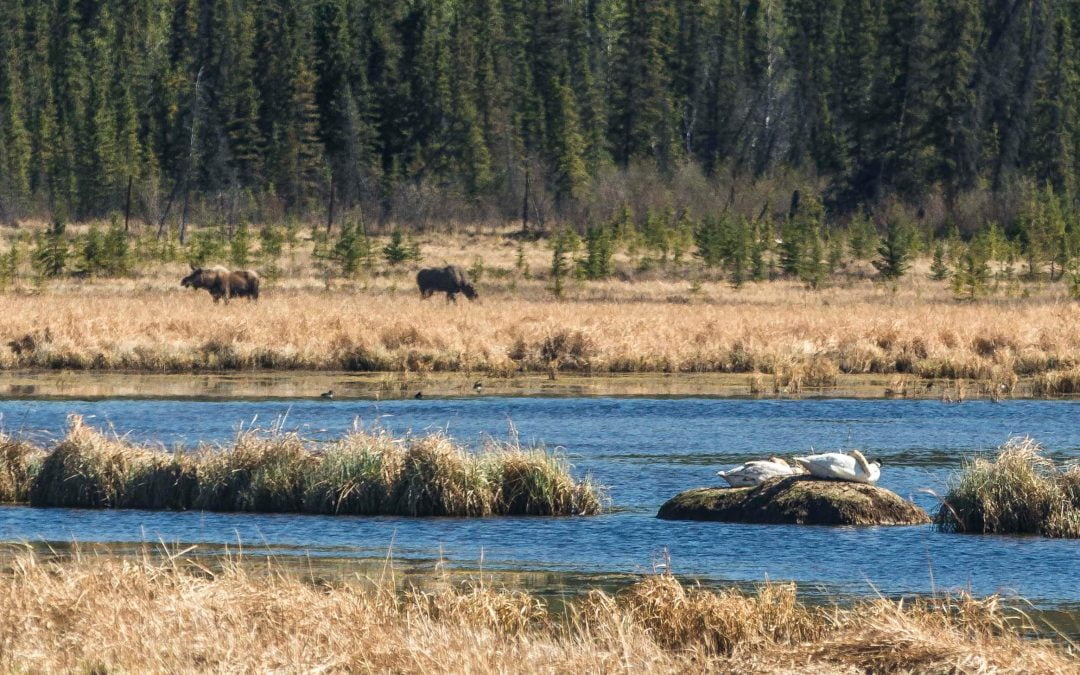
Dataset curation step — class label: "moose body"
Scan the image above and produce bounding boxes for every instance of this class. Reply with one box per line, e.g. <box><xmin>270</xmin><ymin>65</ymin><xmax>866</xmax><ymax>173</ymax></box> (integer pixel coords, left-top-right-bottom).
<box><xmin>228</xmin><ymin>269</ymin><xmax>261</xmax><ymax>301</ymax></box>
<box><xmin>416</xmin><ymin>265</ymin><xmax>477</xmax><ymax>303</ymax></box>
<box><xmin>181</xmin><ymin>265</ymin><xmax>261</xmax><ymax>303</ymax></box>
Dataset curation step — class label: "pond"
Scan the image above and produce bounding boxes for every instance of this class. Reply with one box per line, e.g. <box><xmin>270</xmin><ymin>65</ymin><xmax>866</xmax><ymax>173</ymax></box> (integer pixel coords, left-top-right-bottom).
<box><xmin>1</xmin><ymin>395</ymin><xmax>1078</xmax><ymax>612</ymax></box>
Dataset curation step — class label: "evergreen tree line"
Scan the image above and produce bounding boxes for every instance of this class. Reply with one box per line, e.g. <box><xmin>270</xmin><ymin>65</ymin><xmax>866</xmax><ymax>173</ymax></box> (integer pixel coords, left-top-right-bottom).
<box><xmin>0</xmin><ymin>0</ymin><xmax>1078</xmax><ymax>234</ymax></box>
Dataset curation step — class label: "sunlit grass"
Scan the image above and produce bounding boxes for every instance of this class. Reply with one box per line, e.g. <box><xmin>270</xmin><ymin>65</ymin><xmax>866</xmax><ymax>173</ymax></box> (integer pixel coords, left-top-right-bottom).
<box><xmin>1</xmin><ymin>269</ymin><xmax>1078</xmax><ymax>385</ymax></box>
<box><xmin>17</xmin><ymin>416</ymin><xmax>600</xmax><ymax>517</ymax></box>
<box><xmin>0</xmin><ymin>551</ymin><xmax>1071</xmax><ymax>672</ymax></box>
<box><xmin>0</xmin><ymin>227</ymin><xmax>1078</xmax><ymax>384</ymax></box>
<box><xmin>936</xmin><ymin>437</ymin><xmax>1080</xmax><ymax>537</ymax></box>
<box><xmin>0</xmin><ymin>435</ymin><xmax>44</xmax><ymax>503</ymax></box>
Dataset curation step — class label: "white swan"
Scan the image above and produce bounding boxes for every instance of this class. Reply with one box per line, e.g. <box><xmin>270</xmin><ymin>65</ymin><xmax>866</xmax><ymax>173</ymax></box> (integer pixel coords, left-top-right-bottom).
<box><xmin>792</xmin><ymin>450</ymin><xmax>881</xmax><ymax>484</ymax></box>
<box><xmin>717</xmin><ymin>457</ymin><xmax>801</xmax><ymax>488</ymax></box>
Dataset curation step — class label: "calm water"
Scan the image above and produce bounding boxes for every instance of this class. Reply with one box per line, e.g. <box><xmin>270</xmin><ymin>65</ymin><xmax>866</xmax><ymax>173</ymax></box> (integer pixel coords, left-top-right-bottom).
<box><xmin>1</xmin><ymin>397</ymin><xmax>1079</xmax><ymax>608</ymax></box>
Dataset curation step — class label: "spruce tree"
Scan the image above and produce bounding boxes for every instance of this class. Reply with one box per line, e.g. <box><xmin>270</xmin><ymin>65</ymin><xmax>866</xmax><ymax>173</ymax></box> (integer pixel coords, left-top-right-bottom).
<box><xmin>694</xmin><ymin>216</ymin><xmax>728</xmax><ymax>268</ymax></box>
<box><xmin>930</xmin><ymin>242</ymin><xmax>950</xmax><ymax>280</ymax></box>
<box><xmin>872</xmin><ymin>220</ymin><xmax>910</xmax><ymax>280</ymax></box>
<box><xmin>609</xmin><ymin>0</ymin><xmax>677</xmax><ymax>168</ymax></box>
<box><xmin>382</xmin><ymin>228</ymin><xmax>412</xmax><ymax>266</ymax></box>
<box><xmin>550</xmin><ymin>80</ymin><xmax>589</xmax><ymax>202</ymax></box>
<box><xmin>230</xmin><ymin>223</ymin><xmax>252</xmax><ymax>268</ymax></box>
<box><xmin>930</xmin><ymin>0</ymin><xmax>981</xmax><ymax>201</ymax></box>
<box><xmin>550</xmin><ymin>229</ymin><xmax>574</xmax><ymax>298</ymax></box>
<box><xmin>798</xmin><ymin>228</ymin><xmax>827</xmax><ymax>289</ymax></box>
<box><xmin>0</xmin><ymin>1</ymin><xmax>30</xmax><ymax>223</ymax></box>
<box><xmin>1029</xmin><ymin>11</ymin><xmax>1078</xmax><ymax>195</ymax></box>
<box><xmin>33</xmin><ymin>219</ymin><xmax>69</xmax><ymax>278</ymax></box>
<box><xmin>953</xmin><ymin>238</ymin><xmax>991</xmax><ymax>301</ymax></box>
<box><xmin>103</xmin><ymin>216</ymin><xmax>131</xmax><ymax>276</ymax></box>
<box><xmin>581</xmin><ymin>224</ymin><xmax>614</xmax><ymax>280</ymax></box>
<box><xmin>332</xmin><ymin>220</ymin><xmax>372</xmax><ymax>277</ymax></box>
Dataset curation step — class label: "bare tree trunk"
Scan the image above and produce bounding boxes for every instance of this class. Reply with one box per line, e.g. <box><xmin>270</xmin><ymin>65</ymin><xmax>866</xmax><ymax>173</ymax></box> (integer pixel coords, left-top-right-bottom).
<box><xmin>123</xmin><ymin>176</ymin><xmax>133</xmax><ymax>233</ymax></box>
<box><xmin>326</xmin><ymin>179</ymin><xmax>335</xmax><ymax>234</ymax></box>
<box><xmin>521</xmin><ymin>166</ymin><xmax>530</xmax><ymax>232</ymax></box>
<box><xmin>159</xmin><ymin>66</ymin><xmax>203</xmax><ymax>243</ymax></box>
<box><xmin>178</xmin><ymin>66</ymin><xmax>204</xmax><ymax>246</ymax></box>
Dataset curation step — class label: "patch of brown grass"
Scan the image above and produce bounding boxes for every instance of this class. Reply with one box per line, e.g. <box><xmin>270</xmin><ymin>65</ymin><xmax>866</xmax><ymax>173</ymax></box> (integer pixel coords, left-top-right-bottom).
<box><xmin>937</xmin><ymin>438</ymin><xmax>1080</xmax><ymax>537</ymax></box>
<box><xmin>0</xmin><ymin>228</ymin><xmax>1078</xmax><ymax>386</ymax></box>
<box><xmin>0</xmin><ymin>552</ymin><xmax>1072</xmax><ymax>673</ymax></box>
<box><xmin>0</xmin><ymin>435</ymin><xmax>44</xmax><ymax>503</ymax></box>
<box><xmin>14</xmin><ymin>416</ymin><xmax>601</xmax><ymax>517</ymax></box>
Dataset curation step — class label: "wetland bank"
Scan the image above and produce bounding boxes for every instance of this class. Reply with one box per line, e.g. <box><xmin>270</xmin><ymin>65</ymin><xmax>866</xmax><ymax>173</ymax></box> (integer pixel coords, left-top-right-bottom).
<box><xmin>1</xmin><ymin>224</ymin><xmax>1080</xmax><ymax>398</ymax></box>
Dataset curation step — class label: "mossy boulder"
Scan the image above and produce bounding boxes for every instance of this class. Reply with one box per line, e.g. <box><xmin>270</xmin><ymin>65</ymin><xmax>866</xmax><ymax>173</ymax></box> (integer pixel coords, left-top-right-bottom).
<box><xmin>657</xmin><ymin>476</ymin><xmax>930</xmax><ymax>526</ymax></box>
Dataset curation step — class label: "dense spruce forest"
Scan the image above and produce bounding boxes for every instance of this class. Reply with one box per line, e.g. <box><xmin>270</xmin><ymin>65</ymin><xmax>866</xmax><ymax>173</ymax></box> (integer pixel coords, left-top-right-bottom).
<box><xmin>0</xmin><ymin>0</ymin><xmax>1078</xmax><ymax>247</ymax></box>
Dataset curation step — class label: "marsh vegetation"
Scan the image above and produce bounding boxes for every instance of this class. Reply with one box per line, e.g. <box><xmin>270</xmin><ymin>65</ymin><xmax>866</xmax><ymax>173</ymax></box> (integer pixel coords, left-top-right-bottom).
<box><xmin>937</xmin><ymin>438</ymin><xmax>1080</xmax><ymax>538</ymax></box>
<box><xmin>1</xmin><ymin>417</ymin><xmax>602</xmax><ymax>517</ymax></box>
<box><xmin>0</xmin><ymin>550</ymin><xmax>1071</xmax><ymax>673</ymax></box>
<box><xmin>1</xmin><ymin>225</ymin><xmax>1079</xmax><ymax>395</ymax></box>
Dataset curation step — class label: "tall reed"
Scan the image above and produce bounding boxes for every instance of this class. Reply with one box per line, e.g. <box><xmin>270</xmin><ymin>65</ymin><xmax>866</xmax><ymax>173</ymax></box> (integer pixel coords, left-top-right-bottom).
<box><xmin>936</xmin><ymin>437</ymin><xmax>1080</xmax><ymax>537</ymax></box>
<box><xmin>0</xmin><ymin>435</ymin><xmax>44</xmax><ymax>503</ymax></box>
<box><xmin>17</xmin><ymin>416</ymin><xmax>601</xmax><ymax>517</ymax></box>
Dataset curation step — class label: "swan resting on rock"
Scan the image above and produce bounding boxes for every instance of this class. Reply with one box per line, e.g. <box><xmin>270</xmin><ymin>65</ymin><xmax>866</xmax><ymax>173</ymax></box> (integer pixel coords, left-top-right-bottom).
<box><xmin>792</xmin><ymin>450</ymin><xmax>881</xmax><ymax>484</ymax></box>
<box><xmin>717</xmin><ymin>457</ymin><xmax>802</xmax><ymax>488</ymax></box>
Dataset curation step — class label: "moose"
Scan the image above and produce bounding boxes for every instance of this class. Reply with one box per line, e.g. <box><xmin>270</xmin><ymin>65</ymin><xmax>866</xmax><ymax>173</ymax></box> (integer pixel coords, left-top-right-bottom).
<box><xmin>181</xmin><ymin>264</ymin><xmax>261</xmax><ymax>303</ymax></box>
<box><xmin>416</xmin><ymin>265</ymin><xmax>478</xmax><ymax>303</ymax></box>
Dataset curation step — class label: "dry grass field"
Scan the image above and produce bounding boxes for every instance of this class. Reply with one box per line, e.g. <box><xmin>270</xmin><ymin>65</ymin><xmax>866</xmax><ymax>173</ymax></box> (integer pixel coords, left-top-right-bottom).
<box><xmin>0</xmin><ymin>550</ymin><xmax>1073</xmax><ymax>673</ymax></box>
<box><xmin>1</xmin><ymin>225</ymin><xmax>1079</xmax><ymax>394</ymax></box>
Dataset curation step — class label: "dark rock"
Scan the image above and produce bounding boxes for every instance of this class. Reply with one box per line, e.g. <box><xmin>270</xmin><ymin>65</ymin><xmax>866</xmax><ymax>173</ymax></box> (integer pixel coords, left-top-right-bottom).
<box><xmin>657</xmin><ymin>476</ymin><xmax>930</xmax><ymax>526</ymax></box>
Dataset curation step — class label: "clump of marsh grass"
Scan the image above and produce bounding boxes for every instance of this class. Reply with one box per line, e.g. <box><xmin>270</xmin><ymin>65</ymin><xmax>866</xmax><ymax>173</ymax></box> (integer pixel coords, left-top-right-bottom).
<box><xmin>578</xmin><ymin>574</ymin><xmax>823</xmax><ymax>656</ymax></box>
<box><xmin>193</xmin><ymin>431</ymin><xmax>313</xmax><ymax>512</ymax></box>
<box><xmin>395</xmin><ymin>435</ymin><xmax>496</xmax><ymax>516</ymax></box>
<box><xmin>486</xmin><ymin>440</ymin><xmax>604</xmax><ymax>516</ymax></box>
<box><xmin>1030</xmin><ymin>368</ymin><xmax>1080</xmax><ymax>396</ymax></box>
<box><xmin>28</xmin><ymin>416</ymin><xmax>195</xmax><ymax>509</ymax></box>
<box><xmin>303</xmin><ymin>430</ymin><xmax>404</xmax><ymax>514</ymax></box>
<box><xmin>22</xmin><ymin>418</ymin><xmax>601</xmax><ymax>517</ymax></box>
<box><xmin>936</xmin><ymin>437</ymin><xmax>1080</xmax><ymax>537</ymax></box>
<box><xmin>406</xmin><ymin>583</ymin><xmax>550</xmax><ymax>635</ymax></box>
<box><xmin>0</xmin><ymin>435</ymin><xmax>45</xmax><ymax>502</ymax></box>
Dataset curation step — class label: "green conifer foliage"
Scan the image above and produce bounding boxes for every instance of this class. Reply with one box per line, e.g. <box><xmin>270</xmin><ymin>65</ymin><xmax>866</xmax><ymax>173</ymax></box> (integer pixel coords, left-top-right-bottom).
<box><xmin>33</xmin><ymin>219</ymin><xmax>69</xmax><ymax>278</ymax></box>
<box><xmin>872</xmin><ymin>220</ymin><xmax>910</xmax><ymax>280</ymax></box>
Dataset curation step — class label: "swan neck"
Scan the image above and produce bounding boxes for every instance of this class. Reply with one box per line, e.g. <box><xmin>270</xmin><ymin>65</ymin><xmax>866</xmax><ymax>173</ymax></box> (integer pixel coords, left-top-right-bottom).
<box><xmin>851</xmin><ymin>450</ymin><xmax>870</xmax><ymax>473</ymax></box>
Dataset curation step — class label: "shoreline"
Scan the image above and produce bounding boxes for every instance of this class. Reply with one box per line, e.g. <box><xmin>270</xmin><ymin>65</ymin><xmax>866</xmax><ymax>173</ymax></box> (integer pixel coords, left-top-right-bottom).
<box><xmin>3</xmin><ymin>538</ymin><xmax>1079</xmax><ymax>621</ymax></box>
<box><xmin>0</xmin><ymin>550</ymin><xmax>1073</xmax><ymax>672</ymax></box>
<box><xmin>1</xmin><ymin>370</ymin><xmax>1078</xmax><ymax>401</ymax></box>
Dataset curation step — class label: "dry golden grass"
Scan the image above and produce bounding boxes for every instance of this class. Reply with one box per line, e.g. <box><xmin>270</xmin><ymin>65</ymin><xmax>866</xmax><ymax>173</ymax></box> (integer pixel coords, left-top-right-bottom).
<box><xmin>2</xmin><ymin>276</ymin><xmax>1079</xmax><ymax>386</ymax></box>
<box><xmin>2</xmin><ymin>227</ymin><xmax>1079</xmax><ymax>387</ymax></box>
<box><xmin>16</xmin><ymin>416</ymin><xmax>602</xmax><ymax>517</ymax></box>
<box><xmin>937</xmin><ymin>438</ymin><xmax>1080</xmax><ymax>537</ymax></box>
<box><xmin>0</xmin><ymin>434</ymin><xmax>43</xmax><ymax>503</ymax></box>
<box><xmin>0</xmin><ymin>551</ymin><xmax>1073</xmax><ymax>673</ymax></box>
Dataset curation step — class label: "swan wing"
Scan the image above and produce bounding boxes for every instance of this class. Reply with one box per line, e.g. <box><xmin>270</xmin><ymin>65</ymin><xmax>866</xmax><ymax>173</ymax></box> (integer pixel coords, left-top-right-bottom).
<box><xmin>718</xmin><ymin>461</ymin><xmax>795</xmax><ymax>487</ymax></box>
<box><xmin>793</xmin><ymin>453</ymin><xmax>857</xmax><ymax>479</ymax></box>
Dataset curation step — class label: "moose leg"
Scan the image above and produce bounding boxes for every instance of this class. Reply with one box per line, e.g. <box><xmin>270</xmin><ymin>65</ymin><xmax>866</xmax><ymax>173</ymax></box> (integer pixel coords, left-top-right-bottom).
<box><xmin>446</xmin><ymin>292</ymin><xmax>457</xmax><ymax>304</ymax></box>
